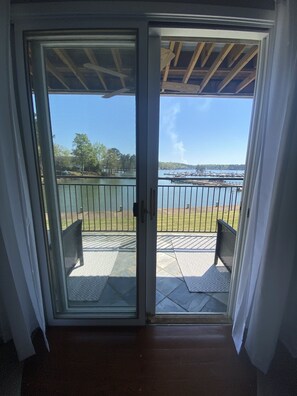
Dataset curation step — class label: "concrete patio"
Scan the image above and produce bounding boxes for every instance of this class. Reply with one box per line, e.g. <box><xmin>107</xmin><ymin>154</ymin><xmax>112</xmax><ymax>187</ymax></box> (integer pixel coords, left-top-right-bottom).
<box><xmin>67</xmin><ymin>233</ymin><xmax>229</xmax><ymax>313</ymax></box>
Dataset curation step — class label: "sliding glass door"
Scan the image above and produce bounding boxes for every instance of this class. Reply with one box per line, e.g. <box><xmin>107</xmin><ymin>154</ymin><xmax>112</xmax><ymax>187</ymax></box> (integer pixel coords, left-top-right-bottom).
<box><xmin>23</xmin><ymin>23</ymin><xmax>266</xmax><ymax>323</ymax></box>
<box><xmin>28</xmin><ymin>31</ymin><xmax>146</xmax><ymax>320</ymax></box>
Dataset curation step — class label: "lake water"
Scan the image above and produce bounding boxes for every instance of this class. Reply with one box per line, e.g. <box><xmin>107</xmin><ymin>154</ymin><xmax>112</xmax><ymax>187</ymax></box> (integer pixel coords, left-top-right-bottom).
<box><xmin>56</xmin><ymin>169</ymin><xmax>243</xmax><ymax>214</ymax></box>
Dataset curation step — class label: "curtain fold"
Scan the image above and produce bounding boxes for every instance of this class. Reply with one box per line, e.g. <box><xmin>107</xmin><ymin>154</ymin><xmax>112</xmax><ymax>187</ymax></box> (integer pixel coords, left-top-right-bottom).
<box><xmin>0</xmin><ymin>0</ymin><xmax>48</xmax><ymax>360</ymax></box>
<box><xmin>232</xmin><ymin>0</ymin><xmax>297</xmax><ymax>373</ymax></box>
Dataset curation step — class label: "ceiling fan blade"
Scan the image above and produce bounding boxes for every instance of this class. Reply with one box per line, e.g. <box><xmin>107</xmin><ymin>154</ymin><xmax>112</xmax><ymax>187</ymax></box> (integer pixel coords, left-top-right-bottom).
<box><xmin>160</xmin><ymin>48</ymin><xmax>175</xmax><ymax>71</ymax></box>
<box><xmin>84</xmin><ymin>63</ymin><xmax>128</xmax><ymax>79</ymax></box>
<box><xmin>161</xmin><ymin>81</ymin><xmax>200</xmax><ymax>94</ymax></box>
<box><xmin>102</xmin><ymin>88</ymin><xmax>131</xmax><ymax>99</ymax></box>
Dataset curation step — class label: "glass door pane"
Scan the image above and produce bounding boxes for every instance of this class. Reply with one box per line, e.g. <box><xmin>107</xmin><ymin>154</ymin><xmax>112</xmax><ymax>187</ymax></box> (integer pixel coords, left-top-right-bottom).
<box><xmin>29</xmin><ymin>32</ymin><xmax>139</xmax><ymax>317</ymax></box>
<box><xmin>154</xmin><ymin>33</ymin><xmax>257</xmax><ymax>315</ymax></box>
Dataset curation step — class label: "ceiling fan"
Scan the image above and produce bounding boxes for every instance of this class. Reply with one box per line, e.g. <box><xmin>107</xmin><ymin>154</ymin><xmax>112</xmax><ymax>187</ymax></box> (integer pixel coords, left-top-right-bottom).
<box><xmin>83</xmin><ymin>47</ymin><xmax>200</xmax><ymax>97</ymax></box>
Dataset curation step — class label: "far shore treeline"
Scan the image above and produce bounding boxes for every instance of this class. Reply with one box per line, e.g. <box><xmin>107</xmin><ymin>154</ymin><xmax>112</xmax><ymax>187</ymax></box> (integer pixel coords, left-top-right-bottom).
<box><xmin>51</xmin><ymin>132</ymin><xmax>245</xmax><ymax>176</ymax></box>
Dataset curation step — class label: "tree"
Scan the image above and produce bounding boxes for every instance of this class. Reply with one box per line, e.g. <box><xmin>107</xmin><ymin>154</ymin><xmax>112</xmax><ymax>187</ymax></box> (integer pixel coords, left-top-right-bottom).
<box><xmin>93</xmin><ymin>142</ymin><xmax>107</xmax><ymax>174</ymax></box>
<box><xmin>72</xmin><ymin>133</ymin><xmax>96</xmax><ymax>174</ymax></box>
<box><xmin>54</xmin><ymin>144</ymin><xmax>72</xmax><ymax>172</ymax></box>
<box><xmin>104</xmin><ymin>147</ymin><xmax>121</xmax><ymax>175</ymax></box>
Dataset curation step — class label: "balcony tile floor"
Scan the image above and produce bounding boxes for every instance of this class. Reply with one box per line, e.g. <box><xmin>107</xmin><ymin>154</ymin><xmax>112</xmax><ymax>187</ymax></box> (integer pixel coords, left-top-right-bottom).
<box><xmin>77</xmin><ymin>233</ymin><xmax>229</xmax><ymax>313</ymax></box>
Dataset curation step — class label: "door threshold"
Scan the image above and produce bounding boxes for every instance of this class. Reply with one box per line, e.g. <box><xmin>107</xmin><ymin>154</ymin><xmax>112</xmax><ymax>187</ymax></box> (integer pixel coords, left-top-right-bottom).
<box><xmin>148</xmin><ymin>314</ymin><xmax>232</xmax><ymax>325</ymax></box>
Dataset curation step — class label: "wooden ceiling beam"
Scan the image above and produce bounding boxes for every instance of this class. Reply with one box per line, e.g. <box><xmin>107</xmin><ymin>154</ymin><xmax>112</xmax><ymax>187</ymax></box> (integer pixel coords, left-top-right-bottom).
<box><xmin>182</xmin><ymin>42</ymin><xmax>205</xmax><ymax>84</ymax></box>
<box><xmin>53</xmin><ymin>48</ymin><xmax>89</xmax><ymax>91</ymax></box>
<box><xmin>111</xmin><ymin>48</ymin><xmax>126</xmax><ymax>88</ymax></box>
<box><xmin>235</xmin><ymin>71</ymin><xmax>256</xmax><ymax>93</ymax></box>
<box><xmin>218</xmin><ymin>45</ymin><xmax>258</xmax><ymax>93</ymax></box>
<box><xmin>46</xmin><ymin>60</ymin><xmax>71</xmax><ymax>90</ymax></box>
<box><xmin>201</xmin><ymin>43</ymin><xmax>215</xmax><ymax>67</ymax></box>
<box><xmin>173</xmin><ymin>41</ymin><xmax>183</xmax><ymax>67</ymax></box>
<box><xmin>161</xmin><ymin>81</ymin><xmax>200</xmax><ymax>94</ymax></box>
<box><xmin>227</xmin><ymin>44</ymin><xmax>246</xmax><ymax>67</ymax></box>
<box><xmin>84</xmin><ymin>48</ymin><xmax>107</xmax><ymax>91</ymax></box>
<box><xmin>163</xmin><ymin>41</ymin><xmax>175</xmax><ymax>83</ymax></box>
<box><xmin>199</xmin><ymin>43</ymin><xmax>234</xmax><ymax>93</ymax></box>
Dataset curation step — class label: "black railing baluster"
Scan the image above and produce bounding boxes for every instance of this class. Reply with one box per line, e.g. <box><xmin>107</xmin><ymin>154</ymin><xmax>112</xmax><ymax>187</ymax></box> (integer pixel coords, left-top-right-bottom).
<box><xmin>104</xmin><ymin>186</ymin><xmax>107</xmax><ymax>231</ymax></box>
<box><xmin>109</xmin><ymin>186</ymin><xmax>113</xmax><ymax>231</ymax></box>
<box><xmin>69</xmin><ymin>185</ymin><xmax>74</xmax><ymax>224</ymax></box>
<box><xmin>52</xmin><ymin>177</ymin><xmax>243</xmax><ymax>233</ymax></box>
<box><xmin>166</xmin><ymin>186</ymin><xmax>169</xmax><ymax>232</ymax></box>
<box><xmin>222</xmin><ymin>187</ymin><xmax>227</xmax><ymax>223</ymax></box>
<box><xmin>172</xmin><ymin>186</ymin><xmax>176</xmax><ymax>232</ymax></box>
<box><xmin>193</xmin><ymin>187</ymin><xmax>198</xmax><ymax>232</ymax></box>
<box><xmin>98</xmin><ymin>185</ymin><xmax>102</xmax><ymax>231</ymax></box>
<box><xmin>210</xmin><ymin>187</ymin><xmax>216</xmax><ymax>232</ymax></box>
<box><xmin>92</xmin><ymin>185</ymin><xmax>95</xmax><ymax>231</ymax></box>
<box><xmin>121</xmin><ymin>186</ymin><xmax>124</xmax><ymax>231</ymax></box>
<box><xmin>127</xmin><ymin>186</ymin><xmax>130</xmax><ymax>231</ymax></box>
<box><xmin>182</xmin><ymin>186</ymin><xmax>186</xmax><ymax>232</ymax></box>
<box><xmin>199</xmin><ymin>187</ymin><xmax>204</xmax><ymax>231</ymax></box>
<box><xmin>86</xmin><ymin>185</ymin><xmax>91</xmax><ymax>231</ymax></box>
<box><xmin>62</xmin><ymin>184</ymin><xmax>68</xmax><ymax>228</ymax></box>
<box><xmin>216</xmin><ymin>187</ymin><xmax>222</xmax><ymax>232</ymax></box>
<box><xmin>204</xmin><ymin>187</ymin><xmax>210</xmax><ymax>231</ymax></box>
<box><xmin>188</xmin><ymin>187</ymin><xmax>193</xmax><ymax>232</ymax></box>
<box><xmin>79</xmin><ymin>185</ymin><xmax>84</xmax><ymax>230</ymax></box>
<box><xmin>177</xmin><ymin>186</ymin><xmax>181</xmax><ymax>231</ymax></box>
<box><xmin>74</xmin><ymin>185</ymin><xmax>78</xmax><ymax>221</ymax></box>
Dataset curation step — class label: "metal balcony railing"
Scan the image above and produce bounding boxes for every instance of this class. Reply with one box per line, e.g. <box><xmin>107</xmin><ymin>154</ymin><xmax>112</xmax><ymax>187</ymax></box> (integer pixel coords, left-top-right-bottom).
<box><xmin>50</xmin><ymin>177</ymin><xmax>243</xmax><ymax>233</ymax></box>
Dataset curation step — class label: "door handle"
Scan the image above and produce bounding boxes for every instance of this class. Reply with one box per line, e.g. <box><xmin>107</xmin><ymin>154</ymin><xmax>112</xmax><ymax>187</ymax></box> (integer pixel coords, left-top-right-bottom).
<box><xmin>149</xmin><ymin>188</ymin><xmax>156</xmax><ymax>220</ymax></box>
<box><xmin>133</xmin><ymin>201</ymin><xmax>146</xmax><ymax>223</ymax></box>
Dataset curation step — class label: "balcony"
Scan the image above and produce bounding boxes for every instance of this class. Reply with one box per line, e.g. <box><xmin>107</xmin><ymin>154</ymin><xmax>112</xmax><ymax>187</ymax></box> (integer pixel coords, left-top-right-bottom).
<box><xmin>54</xmin><ymin>177</ymin><xmax>241</xmax><ymax>314</ymax></box>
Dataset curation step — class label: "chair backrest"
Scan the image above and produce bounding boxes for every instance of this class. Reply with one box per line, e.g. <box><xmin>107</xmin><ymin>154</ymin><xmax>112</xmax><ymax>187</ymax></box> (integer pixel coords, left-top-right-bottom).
<box><xmin>62</xmin><ymin>220</ymin><xmax>83</xmax><ymax>275</ymax></box>
<box><xmin>214</xmin><ymin>219</ymin><xmax>236</xmax><ymax>272</ymax></box>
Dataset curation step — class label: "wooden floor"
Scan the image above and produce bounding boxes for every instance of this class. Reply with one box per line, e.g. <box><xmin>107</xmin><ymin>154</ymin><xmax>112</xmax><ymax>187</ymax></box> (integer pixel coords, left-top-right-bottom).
<box><xmin>22</xmin><ymin>325</ymin><xmax>257</xmax><ymax>395</ymax></box>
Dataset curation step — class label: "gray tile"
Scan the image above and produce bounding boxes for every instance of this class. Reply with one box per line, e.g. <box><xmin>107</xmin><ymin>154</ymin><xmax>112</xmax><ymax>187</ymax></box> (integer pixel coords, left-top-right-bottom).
<box><xmin>156</xmin><ymin>272</ymin><xmax>183</xmax><ymax>296</ymax></box>
<box><xmin>156</xmin><ymin>297</ymin><xmax>186</xmax><ymax>313</ymax></box>
<box><xmin>209</xmin><ymin>292</ymin><xmax>229</xmax><ymax>305</ymax></box>
<box><xmin>168</xmin><ymin>282</ymin><xmax>209</xmax><ymax>312</ymax></box>
<box><xmin>156</xmin><ymin>252</ymin><xmax>177</xmax><ymax>269</ymax></box>
<box><xmin>188</xmin><ymin>294</ymin><xmax>211</xmax><ymax>312</ymax></box>
<box><xmin>201</xmin><ymin>296</ymin><xmax>227</xmax><ymax>313</ymax></box>
<box><xmin>108</xmin><ymin>276</ymin><xmax>136</xmax><ymax>296</ymax></box>
<box><xmin>163</xmin><ymin>260</ymin><xmax>183</xmax><ymax>279</ymax></box>
<box><xmin>98</xmin><ymin>283</ymin><xmax>129</xmax><ymax>306</ymax></box>
<box><xmin>122</xmin><ymin>286</ymin><xmax>137</xmax><ymax>306</ymax></box>
<box><xmin>156</xmin><ymin>290</ymin><xmax>166</xmax><ymax>305</ymax></box>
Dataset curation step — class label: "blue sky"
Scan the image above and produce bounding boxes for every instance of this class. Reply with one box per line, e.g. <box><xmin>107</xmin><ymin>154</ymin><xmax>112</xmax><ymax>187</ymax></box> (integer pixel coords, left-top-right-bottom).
<box><xmin>49</xmin><ymin>94</ymin><xmax>253</xmax><ymax>165</ymax></box>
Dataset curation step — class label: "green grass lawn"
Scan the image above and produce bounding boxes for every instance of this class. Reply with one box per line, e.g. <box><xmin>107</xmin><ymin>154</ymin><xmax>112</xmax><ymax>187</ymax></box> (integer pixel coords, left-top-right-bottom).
<box><xmin>57</xmin><ymin>205</ymin><xmax>240</xmax><ymax>233</ymax></box>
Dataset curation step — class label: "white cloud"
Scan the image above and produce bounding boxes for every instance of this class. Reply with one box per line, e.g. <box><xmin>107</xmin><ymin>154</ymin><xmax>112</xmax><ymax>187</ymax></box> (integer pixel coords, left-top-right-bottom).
<box><xmin>161</xmin><ymin>103</ymin><xmax>187</xmax><ymax>163</ymax></box>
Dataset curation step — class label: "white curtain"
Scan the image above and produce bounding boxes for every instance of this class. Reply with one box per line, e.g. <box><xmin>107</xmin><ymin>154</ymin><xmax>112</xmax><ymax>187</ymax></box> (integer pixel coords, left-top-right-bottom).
<box><xmin>232</xmin><ymin>0</ymin><xmax>297</xmax><ymax>373</ymax></box>
<box><xmin>0</xmin><ymin>0</ymin><xmax>48</xmax><ymax>360</ymax></box>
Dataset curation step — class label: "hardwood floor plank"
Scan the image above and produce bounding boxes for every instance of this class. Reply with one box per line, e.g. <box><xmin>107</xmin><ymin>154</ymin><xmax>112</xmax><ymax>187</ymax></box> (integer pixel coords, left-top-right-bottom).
<box><xmin>22</xmin><ymin>325</ymin><xmax>256</xmax><ymax>395</ymax></box>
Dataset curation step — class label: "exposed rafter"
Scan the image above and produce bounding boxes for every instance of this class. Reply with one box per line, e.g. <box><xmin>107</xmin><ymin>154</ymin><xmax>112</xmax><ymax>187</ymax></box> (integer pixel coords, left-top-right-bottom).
<box><xmin>173</xmin><ymin>41</ymin><xmax>183</xmax><ymax>67</ymax></box>
<box><xmin>201</xmin><ymin>43</ymin><xmax>215</xmax><ymax>67</ymax></box>
<box><xmin>46</xmin><ymin>60</ymin><xmax>71</xmax><ymax>90</ymax></box>
<box><xmin>235</xmin><ymin>71</ymin><xmax>256</xmax><ymax>93</ymax></box>
<box><xmin>228</xmin><ymin>44</ymin><xmax>246</xmax><ymax>68</ymax></box>
<box><xmin>53</xmin><ymin>48</ymin><xmax>90</xmax><ymax>91</ymax></box>
<box><xmin>199</xmin><ymin>43</ymin><xmax>234</xmax><ymax>93</ymax></box>
<box><xmin>84</xmin><ymin>48</ymin><xmax>107</xmax><ymax>91</ymax></box>
<box><xmin>111</xmin><ymin>48</ymin><xmax>126</xmax><ymax>88</ymax></box>
<box><xmin>182</xmin><ymin>42</ymin><xmax>205</xmax><ymax>84</ymax></box>
<box><xmin>163</xmin><ymin>41</ymin><xmax>175</xmax><ymax>83</ymax></box>
<box><xmin>161</xmin><ymin>81</ymin><xmax>200</xmax><ymax>93</ymax></box>
<box><xmin>217</xmin><ymin>45</ymin><xmax>258</xmax><ymax>93</ymax></box>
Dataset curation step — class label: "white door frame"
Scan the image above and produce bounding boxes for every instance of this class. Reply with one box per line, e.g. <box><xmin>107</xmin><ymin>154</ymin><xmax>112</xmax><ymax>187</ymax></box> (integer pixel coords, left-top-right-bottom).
<box><xmin>12</xmin><ymin>4</ymin><xmax>274</xmax><ymax>324</ymax></box>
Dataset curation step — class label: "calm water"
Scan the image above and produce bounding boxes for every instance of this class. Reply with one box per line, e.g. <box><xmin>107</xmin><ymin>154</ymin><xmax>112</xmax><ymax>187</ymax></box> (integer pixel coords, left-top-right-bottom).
<box><xmin>57</xmin><ymin>169</ymin><xmax>243</xmax><ymax>214</ymax></box>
